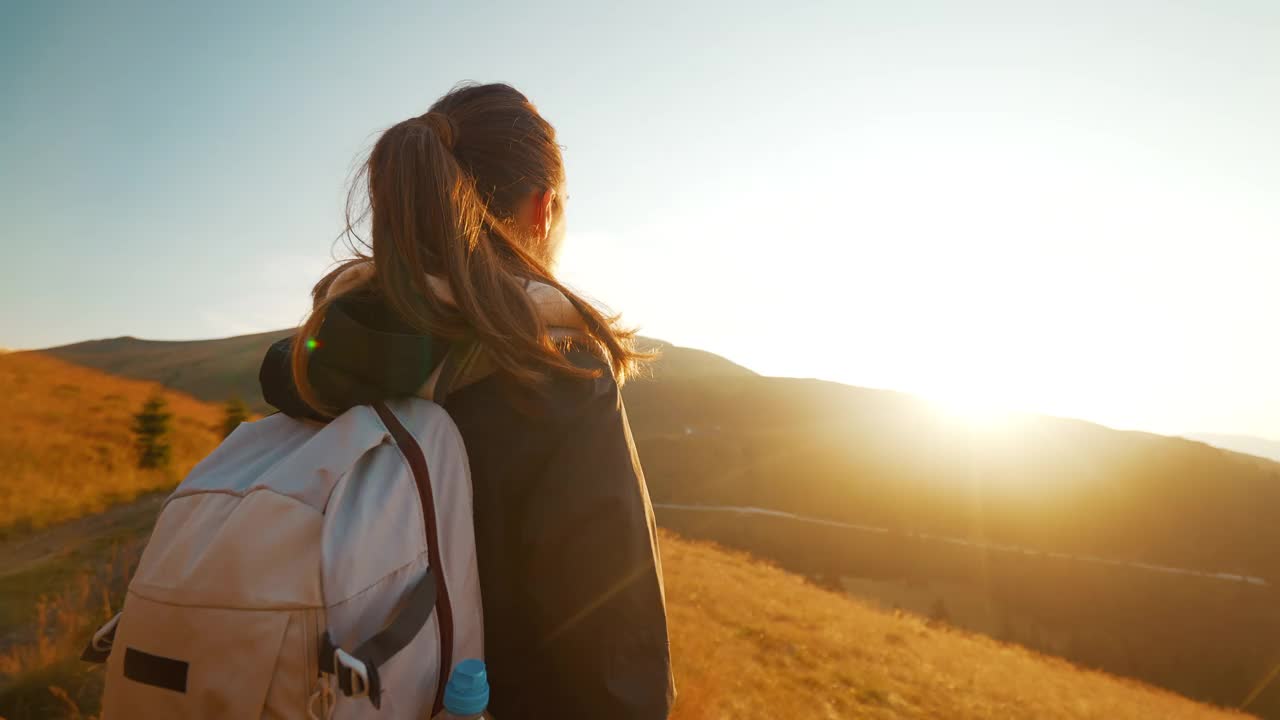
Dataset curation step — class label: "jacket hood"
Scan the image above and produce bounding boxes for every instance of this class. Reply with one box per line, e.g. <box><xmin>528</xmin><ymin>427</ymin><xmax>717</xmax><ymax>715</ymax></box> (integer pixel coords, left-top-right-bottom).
<box><xmin>259</xmin><ymin>261</ymin><xmax>588</xmax><ymax>417</ymax></box>
<box><xmin>327</xmin><ymin>261</ymin><xmax>587</xmax><ymax>333</ymax></box>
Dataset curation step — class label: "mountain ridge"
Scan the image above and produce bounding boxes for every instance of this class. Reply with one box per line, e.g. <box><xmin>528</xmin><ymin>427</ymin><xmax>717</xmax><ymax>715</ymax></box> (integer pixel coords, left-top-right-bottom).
<box><xmin>1182</xmin><ymin>432</ymin><xmax>1280</xmax><ymax>464</ymax></box>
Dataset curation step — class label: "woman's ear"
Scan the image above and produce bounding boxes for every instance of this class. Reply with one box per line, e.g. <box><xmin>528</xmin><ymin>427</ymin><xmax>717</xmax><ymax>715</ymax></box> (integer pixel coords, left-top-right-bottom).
<box><xmin>535</xmin><ymin>187</ymin><xmax>556</xmax><ymax>240</ymax></box>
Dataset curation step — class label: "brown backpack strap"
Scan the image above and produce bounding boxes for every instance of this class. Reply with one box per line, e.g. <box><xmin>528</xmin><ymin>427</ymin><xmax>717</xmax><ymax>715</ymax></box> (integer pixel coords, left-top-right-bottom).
<box><xmin>317</xmin><ymin>402</ymin><xmax>454</xmax><ymax>712</ymax></box>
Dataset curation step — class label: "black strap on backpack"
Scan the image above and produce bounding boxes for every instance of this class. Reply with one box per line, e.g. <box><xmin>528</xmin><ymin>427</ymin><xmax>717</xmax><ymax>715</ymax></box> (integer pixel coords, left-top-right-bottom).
<box><xmin>316</xmin><ymin>566</ymin><xmax>438</xmax><ymax>708</ymax></box>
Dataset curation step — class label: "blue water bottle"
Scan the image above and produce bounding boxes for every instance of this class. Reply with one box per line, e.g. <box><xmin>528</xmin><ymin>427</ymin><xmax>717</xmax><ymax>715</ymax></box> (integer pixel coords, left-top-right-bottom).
<box><xmin>435</xmin><ymin>658</ymin><xmax>490</xmax><ymax>720</ymax></box>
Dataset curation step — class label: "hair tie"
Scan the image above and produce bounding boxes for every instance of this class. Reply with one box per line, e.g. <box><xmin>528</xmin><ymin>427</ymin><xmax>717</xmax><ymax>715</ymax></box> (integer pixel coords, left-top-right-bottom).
<box><xmin>418</xmin><ymin>111</ymin><xmax>457</xmax><ymax>151</ymax></box>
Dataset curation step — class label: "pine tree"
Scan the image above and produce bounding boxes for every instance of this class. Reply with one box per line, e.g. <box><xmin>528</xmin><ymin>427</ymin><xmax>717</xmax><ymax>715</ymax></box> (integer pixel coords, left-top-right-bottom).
<box><xmin>929</xmin><ymin>597</ymin><xmax>952</xmax><ymax>627</ymax></box>
<box><xmin>221</xmin><ymin>396</ymin><xmax>250</xmax><ymax>438</ymax></box>
<box><xmin>132</xmin><ymin>393</ymin><xmax>172</xmax><ymax>469</ymax></box>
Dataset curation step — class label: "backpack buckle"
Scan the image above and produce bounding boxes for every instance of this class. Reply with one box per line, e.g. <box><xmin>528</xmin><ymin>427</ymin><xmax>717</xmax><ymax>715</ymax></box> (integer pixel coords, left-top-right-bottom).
<box><xmin>81</xmin><ymin>612</ymin><xmax>122</xmax><ymax>664</ymax></box>
<box><xmin>92</xmin><ymin>613</ymin><xmax>122</xmax><ymax>653</ymax></box>
<box><xmin>333</xmin><ymin>648</ymin><xmax>370</xmax><ymax>700</ymax></box>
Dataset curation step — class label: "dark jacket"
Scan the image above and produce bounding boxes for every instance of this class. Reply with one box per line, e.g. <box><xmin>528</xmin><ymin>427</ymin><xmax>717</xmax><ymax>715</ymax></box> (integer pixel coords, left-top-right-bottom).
<box><xmin>259</xmin><ymin>294</ymin><xmax>674</xmax><ymax>719</ymax></box>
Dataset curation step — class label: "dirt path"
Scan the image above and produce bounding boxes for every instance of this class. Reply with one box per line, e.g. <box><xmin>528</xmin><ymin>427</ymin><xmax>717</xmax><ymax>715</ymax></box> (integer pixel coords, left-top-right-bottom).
<box><xmin>0</xmin><ymin>495</ymin><xmax>164</xmax><ymax>649</ymax></box>
<box><xmin>0</xmin><ymin>495</ymin><xmax>164</xmax><ymax>581</ymax></box>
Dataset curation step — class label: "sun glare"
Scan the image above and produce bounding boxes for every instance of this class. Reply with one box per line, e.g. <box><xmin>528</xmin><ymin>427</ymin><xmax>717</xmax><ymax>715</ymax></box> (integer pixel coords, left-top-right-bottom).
<box><xmin>927</xmin><ymin>389</ymin><xmax>1022</xmax><ymax>430</ymax></box>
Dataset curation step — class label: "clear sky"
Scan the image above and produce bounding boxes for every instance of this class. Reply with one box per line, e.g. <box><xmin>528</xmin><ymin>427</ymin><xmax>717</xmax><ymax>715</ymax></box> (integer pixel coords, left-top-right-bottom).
<box><xmin>2</xmin><ymin>1</ymin><xmax>1277</xmax><ymax>439</ymax></box>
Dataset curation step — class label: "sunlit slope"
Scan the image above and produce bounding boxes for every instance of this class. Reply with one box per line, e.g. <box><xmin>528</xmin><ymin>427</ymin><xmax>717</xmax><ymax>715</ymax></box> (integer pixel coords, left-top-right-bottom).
<box><xmin>627</xmin><ymin>376</ymin><xmax>1280</xmax><ymax>717</ymax></box>
<box><xmin>624</xmin><ymin>375</ymin><xmax>1280</xmax><ymax>582</ymax></box>
<box><xmin>0</xmin><ymin>352</ymin><xmax>223</xmax><ymax>533</ymax></box>
<box><xmin>41</xmin><ymin>331</ymin><xmax>752</xmax><ymax>411</ymax></box>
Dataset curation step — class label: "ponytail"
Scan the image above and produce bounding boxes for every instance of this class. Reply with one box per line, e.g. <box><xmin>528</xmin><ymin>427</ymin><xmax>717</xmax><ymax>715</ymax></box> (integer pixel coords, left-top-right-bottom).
<box><xmin>292</xmin><ymin>84</ymin><xmax>645</xmax><ymax>419</ymax></box>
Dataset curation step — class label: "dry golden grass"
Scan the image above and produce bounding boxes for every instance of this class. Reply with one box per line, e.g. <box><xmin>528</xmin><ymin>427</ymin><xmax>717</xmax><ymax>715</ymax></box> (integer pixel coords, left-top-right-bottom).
<box><xmin>661</xmin><ymin>530</ymin><xmax>1253</xmax><ymax>720</ymax></box>
<box><xmin>0</xmin><ymin>541</ymin><xmax>137</xmax><ymax>678</ymax></box>
<box><xmin>0</xmin><ymin>533</ymin><xmax>141</xmax><ymax>719</ymax></box>
<box><xmin>0</xmin><ymin>352</ymin><xmax>224</xmax><ymax>534</ymax></box>
<box><xmin>0</xmin><ymin>523</ymin><xmax>1256</xmax><ymax>719</ymax></box>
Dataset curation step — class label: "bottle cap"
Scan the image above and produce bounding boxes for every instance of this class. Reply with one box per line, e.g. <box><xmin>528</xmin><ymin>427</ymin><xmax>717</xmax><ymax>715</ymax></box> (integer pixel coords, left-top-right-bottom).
<box><xmin>443</xmin><ymin>658</ymin><xmax>489</xmax><ymax>716</ymax></box>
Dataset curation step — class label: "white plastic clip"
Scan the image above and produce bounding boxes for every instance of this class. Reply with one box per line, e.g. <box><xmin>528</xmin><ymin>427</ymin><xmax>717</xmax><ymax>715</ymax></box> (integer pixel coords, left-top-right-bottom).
<box><xmin>334</xmin><ymin>648</ymin><xmax>370</xmax><ymax>700</ymax></box>
<box><xmin>91</xmin><ymin>613</ymin><xmax>122</xmax><ymax>652</ymax></box>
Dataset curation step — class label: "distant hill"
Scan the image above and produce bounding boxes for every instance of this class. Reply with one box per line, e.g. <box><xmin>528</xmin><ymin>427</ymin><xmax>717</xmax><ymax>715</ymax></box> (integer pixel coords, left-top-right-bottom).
<box><xmin>634</xmin><ymin>337</ymin><xmax>756</xmax><ymax>380</ymax></box>
<box><xmin>39</xmin><ymin>329</ymin><xmax>294</xmax><ymax>413</ymax></box>
<box><xmin>39</xmin><ymin>331</ymin><xmax>752</xmax><ymax>412</ymax></box>
<box><xmin>1183</xmin><ymin>433</ymin><xmax>1280</xmax><ymax>464</ymax></box>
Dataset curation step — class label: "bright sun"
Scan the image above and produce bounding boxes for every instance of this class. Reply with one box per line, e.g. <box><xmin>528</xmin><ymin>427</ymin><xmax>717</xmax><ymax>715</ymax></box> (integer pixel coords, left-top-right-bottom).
<box><xmin>926</xmin><ymin>388</ymin><xmax>1023</xmax><ymax>430</ymax></box>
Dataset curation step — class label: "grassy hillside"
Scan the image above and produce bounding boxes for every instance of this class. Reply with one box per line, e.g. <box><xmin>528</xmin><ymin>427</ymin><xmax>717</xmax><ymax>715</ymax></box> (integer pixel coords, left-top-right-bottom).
<box><xmin>663</xmin><ymin>531</ymin><xmax>1251</xmax><ymax>720</ymax></box>
<box><xmin>0</xmin><ymin>501</ymin><xmax>1252</xmax><ymax>719</ymax></box>
<box><xmin>659</xmin><ymin>505</ymin><xmax>1280</xmax><ymax>716</ymax></box>
<box><xmin>0</xmin><ymin>353</ymin><xmax>224</xmax><ymax>535</ymax></box>
<box><xmin>41</xmin><ymin>331</ymin><xmax>753</xmax><ymax>413</ymax></box>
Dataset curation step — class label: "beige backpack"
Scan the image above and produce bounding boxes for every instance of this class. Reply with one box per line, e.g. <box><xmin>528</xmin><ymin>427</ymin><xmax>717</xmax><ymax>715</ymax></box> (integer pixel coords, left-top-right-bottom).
<box><xmin>84</xmin><ymin>397</ymin><xmax>484</xmax><ymax>719</ymax></box>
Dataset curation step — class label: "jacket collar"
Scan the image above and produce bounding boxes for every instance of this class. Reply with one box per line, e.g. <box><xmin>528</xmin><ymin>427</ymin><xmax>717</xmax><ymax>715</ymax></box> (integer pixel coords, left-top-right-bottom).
<box><xmin>325</xmin><ymin>261</ymin><xmax>588</xmax><ymax>402</ymax></box>
<box><xmin>327</xmin><ymin>261</ymin><xmax>587</xmax><ymax>331</ymax></box>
